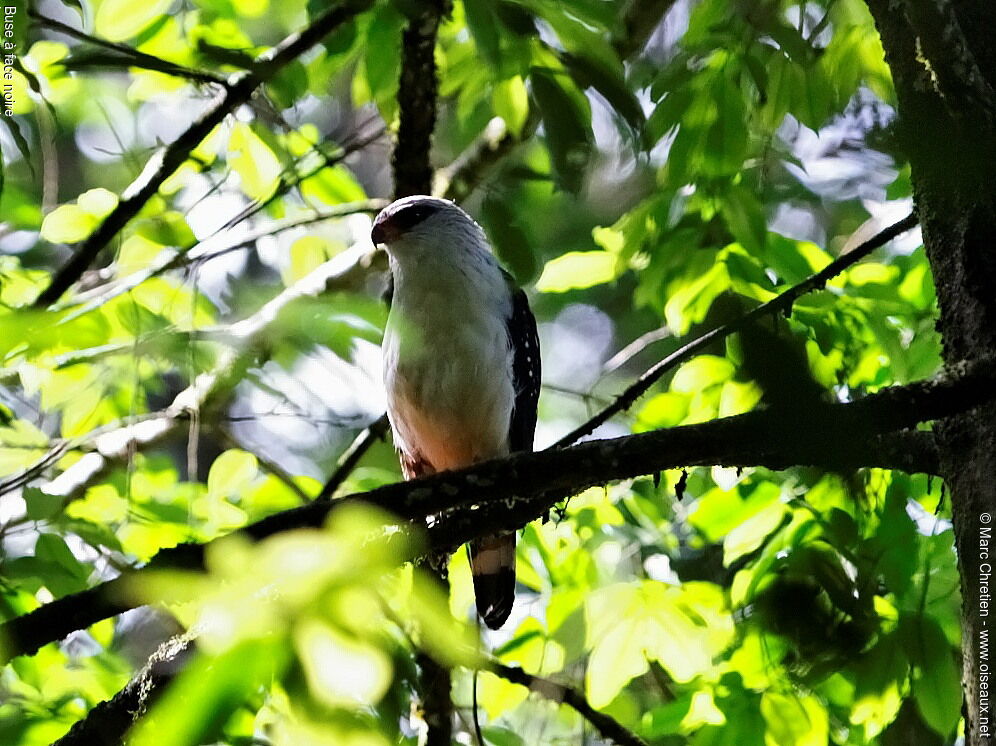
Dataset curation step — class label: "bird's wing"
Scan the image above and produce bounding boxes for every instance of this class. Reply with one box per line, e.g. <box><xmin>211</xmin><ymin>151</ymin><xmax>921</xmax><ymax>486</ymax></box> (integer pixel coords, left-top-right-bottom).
<box><xmin>506</xmin><ymin>281</ymin><xmax>541</xmax><ymax>452</ymax></box>
<box><xmin>469</xmin><ymin>276</ymin><xmax>541</xmax><ymax>629</ymax></box>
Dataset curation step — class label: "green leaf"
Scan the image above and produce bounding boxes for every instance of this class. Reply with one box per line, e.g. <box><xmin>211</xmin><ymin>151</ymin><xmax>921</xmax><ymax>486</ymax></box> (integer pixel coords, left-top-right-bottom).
<box><xmin>95</xmin><ymin>0</ymin><xmax>174</xmax><ymax>41</ymax></box>
<box><xmin>1</xmin><ymin>115</ymin><xmax>33</xmax><ymax>172</ymax></box>
<box><xmin>907</xmin><ymin>616</ymin><xmax>962</xmax><ymax>736</ymax></box>
<box><xmin>529</xmin><ymin>67</ymin><xmax>592</xmax><ymax>193</ymax></box>
<box><xmin>464</xmin><ymin>0</ymin><xmax>503</xmax><ymax>67</ymax></box>
<box><xmin>536</xmin><ymin>251</ymin><xmax>618</xmax><ymax>292</ymax></box>
<box><xmin>40</xmin><ymin>204</ymin><xmax>97</xmax><ymax>243</ymax></box>
<box><xmin>267</xmin><ymin>60</ymin><xmax>309</xmax><ymax>110</ymax></box>
<box><xmin>587</xmin><ymin>613</ymin><xmax>650</xmax><ymax>708</ymax></box>
<box><xmin>24</xmin><ymin>487</ymin><xmax>63</xmax><ymax>521</ymax></box>
<box><xmin>295</xmin><ymin>619</ymin><xmax>393</xmax><ymax>708</ymax></box>
<box><xmin>227</xmin><ymin>123</ymin><xmax>282</xmax><ymax>202</ymax></box>
<box><xmin>283</xmin><ymin>235</ymin><xmax>334</xmax><ymax>285</ymax></box>
<box><xmin>585</xmin><ymin>582</ymin><xmax>733</xmax><ymax>707</ymax></box>
<box><xmin>481</xmin><ymin>192</ymin><xmax>537</xmax><ymax>283</ymax></box>
<box><xmin>703</xmin><ymin>69</ymin><xmax>748</xmax><ymax>176</ymax></box>
<box><xmin>723</xmin><ymin>499</ymin><xmax>787</xmax><ymax>565</ymax></box>
<box><xmin>671</xmin><ymin>355</ymin><xmax>735</xmax><ymax>393</ymax></box>
<box><xmin>207</xmin><ymin>450</ymin><xmax>259</xmax><ymax>499</ymax></box>
<box><xmin>492</xmin><ymin>75</ymin><xmax>530</xmax><ymax>137</ymax></box>
<box><xmin>663</xmin><ymin>261</ymin><xmax>730</xmax><ymax>335</ymax></box>
<box><xmin>760</xmin><ymin>692</ymin><xmax>829</xmax><ymax>746</ymax></box>
<box><xmin>128</xmin><ymin>639</ymin><xmax>289</xmax><ymax>746</ymax></box>
<box><xmin>720</xmin><ymin>185</ymin><xmax>766</xmax><ymax>256</ymax></box>
<box><xmin>360</xmin><ymin>6</ymin><xmax>404</xmax><ymax>120</ymax></box>
<box><xmin>33</xmin><ymin>533</ymin><xmax>90</xmax><ymax>595</ymax></box>
<box><xmin>301</xmin><ymin>163</ymin><xmax>367</xmax><ymax>206</ymax></box>
<box><xmin>561</xmin><ymin>51</ymin><xmax>644</xmax><ymax>131</ymax></box>
<box><xmin>77</xmin><ymin>187</ymin><xmax>119</xmax><ymax>219</ymax></box>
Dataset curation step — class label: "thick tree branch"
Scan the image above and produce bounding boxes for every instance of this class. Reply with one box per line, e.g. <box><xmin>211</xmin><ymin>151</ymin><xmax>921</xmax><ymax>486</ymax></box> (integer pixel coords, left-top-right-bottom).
<box><xmin>866</xmin><ymin>2</ymin><xmax>996</xmax><ymax>741</ymax></box>
<box><xmin>555</xmin><ymin>212</ymin><xmax>919</xmax><ymax>446</ymax></box>
<box><xmin>31</xmin><ymin>0</ymin><xmax>374</xmax><ymax>308</ymax></box>
<box><xmin>392</xmin><ymin>1</ymin><xmax>450</xmax><ymax>199</ymax></box>
<box><xmin>491</xmin><ymin>663</ymin><xmax>649</xmax><ymax>746</ymax></box>
<box><xmin>2</xmin><ymin>364</ymin><xmax>990</xmax><ymax>664</ymax></box>
<box><xmin>49</xmin><ymin>636</ymin><xmax>193</xmax><ymax>746</ymax></box>
<box><xmin>900</xmin><ymin>0</ymin><xmax>994</xmax><ymax>117</ymax></box>
<box><xmin>389</xmin><ymin>2</ymin><xmax>454</xmax><ymax>740</ymax></box>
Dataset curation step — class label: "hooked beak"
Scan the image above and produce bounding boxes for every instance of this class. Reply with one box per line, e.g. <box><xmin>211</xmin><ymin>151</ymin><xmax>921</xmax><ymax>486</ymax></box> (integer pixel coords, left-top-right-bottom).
<box><xmin>370</xmin><ymin>213</ymin><xmax>396</xmax><ymax>246</ymax></box>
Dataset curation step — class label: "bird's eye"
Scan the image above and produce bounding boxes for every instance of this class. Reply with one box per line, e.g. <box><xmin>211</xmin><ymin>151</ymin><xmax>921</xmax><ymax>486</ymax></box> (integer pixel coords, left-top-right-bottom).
<box><xmin>393</xmin><ymin>205</ymin><xmax>434</xmax><ymax>230</ymax></box>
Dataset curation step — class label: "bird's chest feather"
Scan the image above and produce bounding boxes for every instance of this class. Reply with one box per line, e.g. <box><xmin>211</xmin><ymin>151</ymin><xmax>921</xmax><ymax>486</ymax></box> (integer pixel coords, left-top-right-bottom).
<box><xmin>383</xmin><ymin>265</ymin><xmax>514</xmax><ymax>470</ymax></box>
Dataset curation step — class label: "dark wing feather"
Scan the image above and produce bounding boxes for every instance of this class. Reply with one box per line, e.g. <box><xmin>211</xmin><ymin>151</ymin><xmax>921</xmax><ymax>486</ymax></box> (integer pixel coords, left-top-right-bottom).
<box><xmin>469</xmin><ymin>275</ymin><xmax>540</xmax><ymax>629</ymax></box>
<box><xmin>505</xmin><ymin>280</ymin><xmax>541</xmax><ymax>452</ymax></box>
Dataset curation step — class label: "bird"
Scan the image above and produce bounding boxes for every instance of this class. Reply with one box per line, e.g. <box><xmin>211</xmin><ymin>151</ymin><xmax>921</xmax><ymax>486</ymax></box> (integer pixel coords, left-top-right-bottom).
<box><xmin>371</xmin><ymin>195</ymin><xmax>541</xmax><ymax>629</ymax></box>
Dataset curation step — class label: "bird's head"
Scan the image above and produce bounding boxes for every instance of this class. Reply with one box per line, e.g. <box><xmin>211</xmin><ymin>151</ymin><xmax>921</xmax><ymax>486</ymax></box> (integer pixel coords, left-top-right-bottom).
<box><xmin>370</xmin><ymin>195</ymin><xmax>487</xmax><ymax>258</ymax></box>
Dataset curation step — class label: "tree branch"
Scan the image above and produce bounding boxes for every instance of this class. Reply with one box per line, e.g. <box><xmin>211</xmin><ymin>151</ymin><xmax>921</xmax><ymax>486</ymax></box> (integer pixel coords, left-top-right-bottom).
<box><xmin>1</xmin><ymin>243</ymin><xmax>377</xmax><ymax>503</ymax></box>
<box><xmin>49</xmin><ymin>636</ymin><xmax>194</xmax><ymax>746</ymax></box>
<box><xmin>900</xmin><ymin>0</ymin><xmax>994</xmax><ymax>117</ymax></box>
<box><xmin>435</xmin><ymin>114</ymin><xmax>539</xmax><ymax>203</ymax></box>
<box><xmin>392</xmin><ymin>1</ymin><xmax>451</xmax><ymax>199</ymax></box>
<box><xmin>491</xmin><ymin>662</ymin><xmax>649</xmax><ymax>746</ymax></box>
<box><xmin>3</xmin><ymin>363</ymin><xmax>990</xmax><ymax>664</ymax></box>
<box><xmin>554</xmin><ymin>212</ymin><xmax>919</xmax><ymax>446</ymax></box>
<box><xmin>390</xmin><ymin>1</ymin><xmax>454</xmax><ymax>740</ymax></box>
<box><xmin>55</xmin><ymin>199</ymin><xmax>385</xmax><ymax>316</ymax></box>
<box><xmin>316</xmin><ymin>414</ymin><xmax>390</xmax><ymax>500</ymax></box>
<box><xmin>31</xmin><ymin>0</ymin><xmax>374</xmax><ymax>308</ymax></box>
<box><xmin>437</xmin><ymin>0</ymin><xmax>678</xmax><ymax>204</ymax></box>
<box><xmin>30</xmin><ymin>11</ymin><xmax>227</xmax><ymax>87</ymax></box>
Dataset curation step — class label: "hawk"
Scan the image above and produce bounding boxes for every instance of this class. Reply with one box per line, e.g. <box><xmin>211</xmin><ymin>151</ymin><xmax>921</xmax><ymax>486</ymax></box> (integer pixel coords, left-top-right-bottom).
<box><xmin>371</xmin><ymin>195</ymin><xmax>541</xmax><ymax>629</ymax></box>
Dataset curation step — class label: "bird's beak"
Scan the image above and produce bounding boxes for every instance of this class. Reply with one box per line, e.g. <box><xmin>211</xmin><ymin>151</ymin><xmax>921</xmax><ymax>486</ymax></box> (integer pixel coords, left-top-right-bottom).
<box><xmin>371</xmin><ymin>214</ymin><xmax>394</xmax><ymax>246</ymax></box>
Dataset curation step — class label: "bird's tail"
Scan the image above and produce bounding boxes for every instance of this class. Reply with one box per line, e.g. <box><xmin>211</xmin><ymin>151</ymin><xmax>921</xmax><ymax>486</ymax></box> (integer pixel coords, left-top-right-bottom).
<box><xmin>469</xmin><ymin>533</ymin><xmax>515</xmax><ymax>629</ymax></box>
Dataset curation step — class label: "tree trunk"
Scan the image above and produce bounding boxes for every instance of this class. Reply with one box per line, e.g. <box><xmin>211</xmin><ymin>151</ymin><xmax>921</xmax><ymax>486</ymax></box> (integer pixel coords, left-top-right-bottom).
<box><xmin>865</xmin><ymin>1</ymin><xmax>996</xmax><ymax>742</ymax></box>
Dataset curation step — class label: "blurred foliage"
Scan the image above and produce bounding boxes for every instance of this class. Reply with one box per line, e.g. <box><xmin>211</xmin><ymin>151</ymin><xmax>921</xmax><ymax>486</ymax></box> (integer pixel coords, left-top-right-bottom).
<box><xmin>0</xmin><ymin>0</ymin><xmax>957</xmax><ymax>744</ymax></box>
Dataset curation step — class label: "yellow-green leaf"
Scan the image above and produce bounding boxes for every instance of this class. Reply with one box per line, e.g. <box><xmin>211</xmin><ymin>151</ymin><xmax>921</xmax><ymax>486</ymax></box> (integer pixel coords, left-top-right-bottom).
<box><xmin>77</xmin><ymin>187</ymin><xmax>119</xmax><ymax>218</ymax></box>
<box><xmin>295</xmin><ymin>620</ymin><xmax>393</xmax><ymax>708</ymax></box>
<box><xmin>536</xmin><ymin>251</ymin><xmax>619</xmax><ymax>293</ymax></box>
<box><xmin>492</xmin><ymin>76</ymin><xmax>529</xmax><ymax>137</ymax></box>
<box><xmin>207</xmin><ymin>449</ymin><xmax>258</xmax><ymax>499</ymax></box>
<box><xmin>40</xmin><ymin>204</ymin><xmax>96</xmax><ymax>243</ymax></box>
<box><xmin>228</xmin><ymin>123</ymin><xmax>282</xmax><ymax>202</ymax></box>
<box><xmin>761</xmin><ymin>692</ymin><xmax>829</xmax><ymax>746</ymax></box>
<box><xmin>95</xmin><ymin>0</ymin><xmax>174</xmax><ymax>42</ymax></box>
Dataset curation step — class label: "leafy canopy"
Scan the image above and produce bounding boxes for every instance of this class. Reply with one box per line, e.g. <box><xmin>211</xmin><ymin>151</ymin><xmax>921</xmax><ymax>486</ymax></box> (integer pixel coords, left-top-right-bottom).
<box><xmin>0</xmin><ymin>0</ymin><xmax>956</xmax><ymax>743</ymax></box>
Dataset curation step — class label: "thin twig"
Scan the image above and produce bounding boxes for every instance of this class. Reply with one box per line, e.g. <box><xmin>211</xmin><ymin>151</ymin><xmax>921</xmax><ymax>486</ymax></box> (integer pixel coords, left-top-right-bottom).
<box><xmin>216</xmin><ymin>427</ymin><xmax>310</xmax><ymax>503</ymax></box>
<box><xmin>213</xmin><ymin>125</ymin><xmax>385</xmax><ymax>236</ymax></box>
<box><xmin>30</xmin><ymin>11</ymin><xmax>228</xmax><ymax>86</ymax></box>
<box><xmin>491</xmin><ymin>663</ymin><xmax>649</xmax><ymax>746</ymax></box>
<box><xmin>554</xmin><ymin>212</ymin><xmax>919</xmax><ymax>447</ymax></box>
<box><xmin>316</xmin><ymin>415</ymin><xmax>390</xmax><ymax>501</ymax></box>
<box><xmin>32</xmin><ymin>0</ymin><xmax>374</xmax><ymax>308</ymax></box>
<box><xmin>56</xmin><ymin>199</ymin><xmax>385</xmax><ymax>316</ymax></box>
<box><xmin>600</xmin><ymin>326</ymin><xmax>671</xmax><ymax>376</ymax></box>
<box><xmin>2</xmin><ymin>245</ymin><xmax>375</xmax><ymax>502</ymax></box>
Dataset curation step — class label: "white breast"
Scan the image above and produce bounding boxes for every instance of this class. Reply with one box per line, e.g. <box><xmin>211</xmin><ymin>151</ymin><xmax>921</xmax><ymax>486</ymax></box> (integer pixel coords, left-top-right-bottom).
<box><xmin>383</xmin><ymin>251</ymin><xmax>514</xmax><ymax>472</ymax></box>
